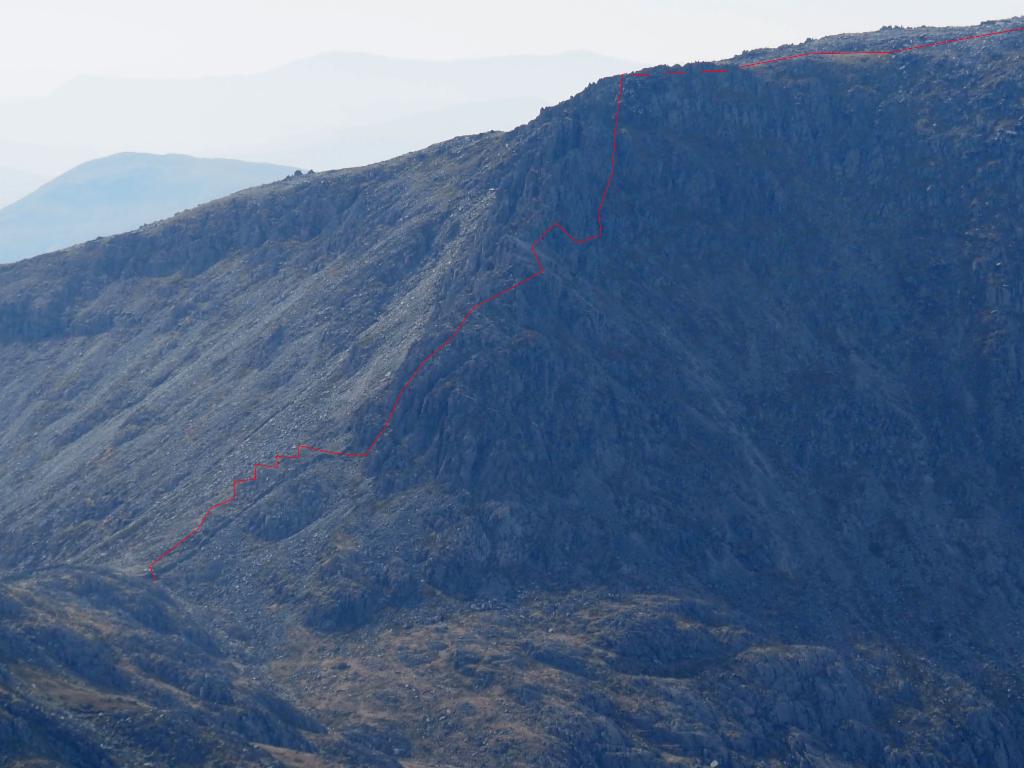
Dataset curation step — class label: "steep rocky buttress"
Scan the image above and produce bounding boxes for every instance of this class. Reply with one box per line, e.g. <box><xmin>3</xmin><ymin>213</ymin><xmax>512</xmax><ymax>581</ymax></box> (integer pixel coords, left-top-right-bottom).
<box><xmin>1</xmin><ymin>18</ymin><xmax>1023</xmax><ymax>768</ymax></box>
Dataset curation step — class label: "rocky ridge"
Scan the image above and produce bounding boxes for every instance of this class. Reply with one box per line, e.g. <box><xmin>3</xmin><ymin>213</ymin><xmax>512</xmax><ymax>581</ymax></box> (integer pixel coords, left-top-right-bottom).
<box><xmin>1</xmin><ymin>17</ymin><xmax>1024</xmax><ymax>767</ymax></box>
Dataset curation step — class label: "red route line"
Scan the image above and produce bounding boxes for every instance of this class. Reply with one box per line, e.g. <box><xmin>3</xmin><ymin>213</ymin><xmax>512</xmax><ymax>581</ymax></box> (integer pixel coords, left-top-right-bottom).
<box><xmin>741</xmin><ymin>24</ymin><xmax>1024</xmax><ymax>68</ymax></box>
<box><xmin>148</xmin><ymin>24</ymin><xmax>1024</xmax><ymax>579</ymax></box>
<box><xmin>148</xmin><ymin>73</ymin><xmax>627</xmax><ymax>580</ymax></box>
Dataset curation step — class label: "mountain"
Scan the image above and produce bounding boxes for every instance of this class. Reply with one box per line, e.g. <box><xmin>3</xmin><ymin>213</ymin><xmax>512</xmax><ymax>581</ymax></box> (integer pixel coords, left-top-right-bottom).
<box><xmin>0</xmin><ymin>51</ymin><xmax>634</xmax><ymax>177</ymax></box>
<box><xmin>0</xmin><ymin>153</ymin><xmax>296</xmax><ymax>263</ymax></box>
<box><xmin>2</xmin><ymin>17</ymin><xmax>1024</xmax><ymax>767</ymax></box>
<box><xmin>0</xmin><ymin>164</ymin><xmax>45</xmax><ymax>208</ymax></box>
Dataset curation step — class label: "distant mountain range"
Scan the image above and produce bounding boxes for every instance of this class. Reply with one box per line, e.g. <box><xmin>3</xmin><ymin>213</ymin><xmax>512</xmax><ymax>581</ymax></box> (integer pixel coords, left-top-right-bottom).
<box><xmin>0</xmin><ymin>153</ymin><xmax>296</xmax><ymax>263</ymax></box>
<box><xmin>0</xmin><ymin>51</ymin><xmax>633</xmax><ymax>178</ymax></box>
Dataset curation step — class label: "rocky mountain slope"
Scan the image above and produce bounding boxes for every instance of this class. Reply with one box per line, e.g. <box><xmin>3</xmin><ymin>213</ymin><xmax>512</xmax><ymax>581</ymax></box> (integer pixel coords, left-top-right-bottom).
<box><xmin>2</xmin><ymin>18</ymin><xmax>1024</xmax><ymax>767</ymax></box>
<box><xmin>0</xmin><ymin>153</ymin><xmax>296</xmax><ymax>263</ymax></box>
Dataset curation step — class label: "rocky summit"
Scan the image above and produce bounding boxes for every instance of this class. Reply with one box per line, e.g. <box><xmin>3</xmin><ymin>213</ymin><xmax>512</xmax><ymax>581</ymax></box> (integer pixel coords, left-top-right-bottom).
<box><xmin>2</xmin><ymin>18</ymin><xmax>1024</xmax><ymax>768</ymax></box>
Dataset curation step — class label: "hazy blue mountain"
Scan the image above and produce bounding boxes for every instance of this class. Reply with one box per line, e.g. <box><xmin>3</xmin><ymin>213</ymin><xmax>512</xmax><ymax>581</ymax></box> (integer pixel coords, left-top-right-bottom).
<box><xmin>0</xmin><ymin>52</ymin><xmax>634</xmax><ymax>176</ymax></box>
<box><xmin>1</xmin><ymin>18</ymin><xmax>1023</xmax><ymax>768</ymax></box>
<box><xmin>0</xmin><ymin>153</ymin><xmax>296</xmax><ymax>263</ymax></box>
<box><xmin>0</xmin><ymin>164</ymin><xmax>45</xmax><ymax>208</ymax></box>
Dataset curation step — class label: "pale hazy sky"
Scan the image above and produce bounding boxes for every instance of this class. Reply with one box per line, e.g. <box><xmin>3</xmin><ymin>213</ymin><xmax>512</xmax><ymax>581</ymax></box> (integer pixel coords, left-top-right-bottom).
<box><xmin>1</xmin><ymin>0</ymin><xmax>1022</xmax><ymax>101</ymax></box>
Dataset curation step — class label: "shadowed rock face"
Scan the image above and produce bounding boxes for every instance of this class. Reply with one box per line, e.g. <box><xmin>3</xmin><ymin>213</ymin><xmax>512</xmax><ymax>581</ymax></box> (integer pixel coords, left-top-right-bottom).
<box><xmin>1</xmin><ymin>19</ymin><xmax>1024</xmax><ymax>768</ymax></box>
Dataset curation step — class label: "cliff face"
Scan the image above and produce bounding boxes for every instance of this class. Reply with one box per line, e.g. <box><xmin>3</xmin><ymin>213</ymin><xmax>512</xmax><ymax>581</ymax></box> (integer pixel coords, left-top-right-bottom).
<box><xmin>1</xmin><ymin>19</ymin><xmax>1024</xmax><ymax>767</ymax></box>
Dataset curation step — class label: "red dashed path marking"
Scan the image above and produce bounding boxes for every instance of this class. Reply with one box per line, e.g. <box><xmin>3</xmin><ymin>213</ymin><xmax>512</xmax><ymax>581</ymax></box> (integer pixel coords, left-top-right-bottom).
<box><xmin>740</xmin><ymin>25</ymin><xmax>1024</xmax><ymax>68</ymax></box>
<box><xmin>148</xmin><ymin>24</ymin><xmax>1024</xmax><ymax>579</ymax></box>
